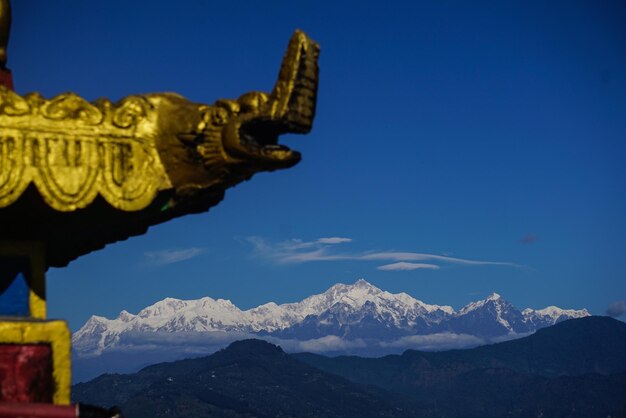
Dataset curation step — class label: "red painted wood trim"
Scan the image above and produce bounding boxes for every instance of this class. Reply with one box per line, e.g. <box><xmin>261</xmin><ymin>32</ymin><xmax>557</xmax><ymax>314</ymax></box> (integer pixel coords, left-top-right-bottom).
<box><xmin>0</xmin><ymin>67</ymin><xmax>12</xmax><ymax>90</ymax></box>
<box><xmin>0</xmin><ymin>344</ymin><xmax>54</xmax><ymax>403</ymax></box>
<box><xmin>0</xmin><ymin>402</ymin><xmax>78</xmax><ymax>417</ymax></box>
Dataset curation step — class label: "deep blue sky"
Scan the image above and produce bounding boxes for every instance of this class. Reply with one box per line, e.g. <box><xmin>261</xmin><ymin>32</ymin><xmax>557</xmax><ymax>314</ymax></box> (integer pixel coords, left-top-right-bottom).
<box><xmin>10</xmin><ymin>1</ymin><xmax>625</xmax><ymax>330</ymax></box>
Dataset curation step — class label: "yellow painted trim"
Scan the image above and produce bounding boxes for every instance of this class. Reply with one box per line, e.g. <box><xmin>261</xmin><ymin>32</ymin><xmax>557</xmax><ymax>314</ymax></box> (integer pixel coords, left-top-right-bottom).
<box><xmin>0</xmin><ymin>320</ymin><xmax>71</xmax><ymax>405</ymax></box>
<box><xmin>29</xmin><ymin>289</ymin><xmax>47</xmax><ymax>319</ymax></box>
<box><xmin>28</xmin><ymin>245</ymin><xmax>47</xmax><ymax>319</ymax></box>
<box><xmin>0</xmin><ymin>240</ymin><xmax>47</xmax><ymax>319</ymax></box>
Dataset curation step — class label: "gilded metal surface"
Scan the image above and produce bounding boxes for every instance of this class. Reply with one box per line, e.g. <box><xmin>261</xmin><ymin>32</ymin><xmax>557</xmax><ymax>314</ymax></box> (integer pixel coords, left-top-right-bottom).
<box><xmin>0</xmin><ymin>91</ymin><xmax>170</xmax><ymax>211</ymax></box>
<box><xmin>0</xmin><ymin>30</ymin><xmax>319</xmax><ymax>213</ymax></box>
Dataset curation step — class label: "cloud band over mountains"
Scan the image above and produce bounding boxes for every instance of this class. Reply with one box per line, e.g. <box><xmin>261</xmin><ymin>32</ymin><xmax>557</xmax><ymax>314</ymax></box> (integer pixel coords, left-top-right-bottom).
<box><xmin>246</xmin><ymin>236</ymin><xmax>521</xmax><ymax>271</ymax></box>
<box><xmin>101</xmin><ymin>329</ymin><xmax>507</xmax><ymax>357</ymax></box>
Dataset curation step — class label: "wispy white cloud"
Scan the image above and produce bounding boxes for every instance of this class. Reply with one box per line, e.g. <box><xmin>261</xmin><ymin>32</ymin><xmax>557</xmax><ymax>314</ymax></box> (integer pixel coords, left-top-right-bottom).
<box><xmin>360</xmin><ymin>252</ymin><xmax>519</xmax><ymax>266</ymax></box>
<box><xmin>144</xmin><ymin>248</ymin><xmax>205</xmax><ymax>266</ymax></box>
<box><xmin>377</xmin><ymin>262</ymin><xmax>440</xmax><ymax>271</ymax></box>
<box><xmin>316</xmin><ymin>237</ymin><xmax>353</xmax><ymax>244</ymax></box>
<box><xmin>245</xmin><ymin>236</ymin><xmax>347</xmax><ymax>263</ymax></box>
<box><xmin>377</xmin><ymin>332</ymin><xmax>528</xmax><ymax>351</ymax></box>
<box><xmin>378</xmin><ymin>333</ymin><xmax>486</xmax><ymax>351</ymax></box>
<box><xmin>246</xmin><ymin>237</ymin><xmax>521</xmax><ymax>271</ymax></box>
<box><xmin>270</xmin><ymin>335</ymin><xmax>368</xmax><ymax>353</ymax></box>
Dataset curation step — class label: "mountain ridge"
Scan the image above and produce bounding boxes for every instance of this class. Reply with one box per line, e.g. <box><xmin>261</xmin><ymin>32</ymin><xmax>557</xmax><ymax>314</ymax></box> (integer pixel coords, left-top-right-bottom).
<box><xmin>73</xmin><ymin>317</ymin><xmax>626</xmax><ymax>418</ymax></box>
<box><xmin>74</xmin><ymin>279</ymin><xmax>589</xmax><ymax>356</ymax></box>
<box><xmin>72</xmin><ymin>279</ymin><xmax>590</xmax><ymax>382</ymax></box>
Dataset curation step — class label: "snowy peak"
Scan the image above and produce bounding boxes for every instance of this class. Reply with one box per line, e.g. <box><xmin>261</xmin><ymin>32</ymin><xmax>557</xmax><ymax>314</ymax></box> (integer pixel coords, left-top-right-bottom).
<box><xmin>458</xmin><ymin>292</ymin><xmax>511</xmax><ymax>316</ymax></box>
<box><xmin>523</xmin><ymin>305</ymin><xmax>590</xmax><ymax>327</ymax></box>
<box><xmin>354</xmin><ymin>278</ymin><xmax>372</xmax><ymax>287</ymax></box>
<box><xmin>451</xmin><ymin>294</ymin><xmax>591</xmax><ymax>337</ymax></box>
<box><xmin>486</xmin><ymin>292</ymin><xmax>501</xmax><ymax>301</ymax></box>
<box><xmin>117</xmin><ymin>310</ymin><xmax>135</xmax><ymax>322</ymax></box>
<box><xmin>531</xmin><ymin>306</ymin><xmax>590</xmax><ymax>319</ymax></box>
<box><xmin>137</xmin><ymin>297</ymin><xmax>185</xmax><ymax>318</ymax></box>
<box><xmin>452</xmin><ymin>293</ymin><xmax>522</xmax><ymax>335</ymax></box>
<box><xmin>304</xmin><ymin>279</ymin><xmax>454</xmax><ymax>322</ymax></box>
<box><xmin>327</xmin><ymin>279</ymin><xmax>384</xmax><ymax>306</ymax></box>
<box><xmin>322</xmin><ymin>278</ymin><xmax>382</xmax><ymax>303</ymax></box>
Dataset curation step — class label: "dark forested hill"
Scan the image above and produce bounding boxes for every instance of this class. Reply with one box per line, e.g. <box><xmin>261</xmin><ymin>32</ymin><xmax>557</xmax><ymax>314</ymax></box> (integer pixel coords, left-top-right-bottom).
<box><xmin>74</xmin><ymin>317</ymin><xmax>626</xmax><ymax>418</ymax></box>
<box><xmin>295</xmin><ymin>316</ymin><xmax>626</xmax><ymax>417</ymax></box>
<box><xmin>296</xmin><ymin>316</ymin><xmax>626</xmax><ymax>386</ymax></box>
<box><xmin>72</xmin><ymin>339</ymin><xmax>416</xmax><ymax>418</ymax></box>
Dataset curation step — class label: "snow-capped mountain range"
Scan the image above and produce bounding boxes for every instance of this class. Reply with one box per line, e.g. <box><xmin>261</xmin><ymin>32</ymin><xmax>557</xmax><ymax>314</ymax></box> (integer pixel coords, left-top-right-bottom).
<box><xmin>73</xmin><ymin>279</ymin><xmax>589</xmax><ymax>358</ymax></box>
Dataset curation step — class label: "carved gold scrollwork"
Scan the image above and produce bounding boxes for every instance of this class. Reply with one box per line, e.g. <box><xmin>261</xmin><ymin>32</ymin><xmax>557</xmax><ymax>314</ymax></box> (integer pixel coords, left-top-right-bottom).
<box><xmin>34</xmin><ymin>136</ymin><xmax>100</xmax><ymax>210</ymax></box>
<box><xmin>98</xmin><ymin>139</ymin><xmax>161</xmax><ymax>211</ymax></box>
<box><xmin>112</xmin><ymin>96</ymin><xmax>152</xmax><ymax>129</ymax></box>
<box><xmin>0</xmin><ymin>133</ymin><xmax>24</xmax><ymax>203</ymax></box>
<box><xmin>0</xmin><ymin>88</ymin><xmax>30</xmax><ymax>115</ymax></box>
<box><xmin>0</xmin><ymin>87</ymin><xmax>171</xmax><ymax>212</ymax></box>
<box><xmin>0</xmin><ymin>132</ymin><xmax>165</xmax><ymax>211</ymax></box>
<box><xmin>40</xmin><ymin>93</ymin><xmax>103</xmax><ymax>125</ymax></box>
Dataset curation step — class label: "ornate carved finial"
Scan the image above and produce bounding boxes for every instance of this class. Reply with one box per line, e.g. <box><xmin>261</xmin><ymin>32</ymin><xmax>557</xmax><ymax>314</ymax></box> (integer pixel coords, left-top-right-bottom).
<box><xmin>0</xmin><ymin>4</ymin><xmax>320</xmax><ymax>410</ymax></box>
<box><xmin>0</xmin><ymin>30</ymin><xmax>320</xmax><ymax>267</ymax></box>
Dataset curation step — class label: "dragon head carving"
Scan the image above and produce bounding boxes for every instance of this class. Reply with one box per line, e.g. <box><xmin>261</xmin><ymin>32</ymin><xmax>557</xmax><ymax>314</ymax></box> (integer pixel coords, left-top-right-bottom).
<box><xmin>221</xmin><ymin>30</ymin><xmax>318</xmax><ymax>170</ymax></box>
<box><xmin>176</xmin><ymin>30</ymin><xmax>319</xmax><ymax>184</ymax></box>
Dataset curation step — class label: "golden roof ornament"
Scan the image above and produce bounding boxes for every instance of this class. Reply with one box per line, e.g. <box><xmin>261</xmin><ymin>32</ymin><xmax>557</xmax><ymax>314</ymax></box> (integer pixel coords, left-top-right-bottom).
<box><xmin>0</xmin><ymin>2</ymin><xmax>320</xmax><ymax>410</ymax></box>
<box><xmin>0</xmin><ymin>7</ymin><xmax>320</xmax><ymax>267</ymax></box>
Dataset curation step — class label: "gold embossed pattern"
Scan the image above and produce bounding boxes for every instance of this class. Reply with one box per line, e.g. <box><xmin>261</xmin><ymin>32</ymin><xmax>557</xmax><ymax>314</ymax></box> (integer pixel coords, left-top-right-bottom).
<box><xmin>0</xmin><ymin>30</ymin><xmax>318</xmax><ymax>221</ymax></box>
<box><xmin>0</xmin><ymin>88</ymin><xmax>171</xmax><ymax>211</ymax></box>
